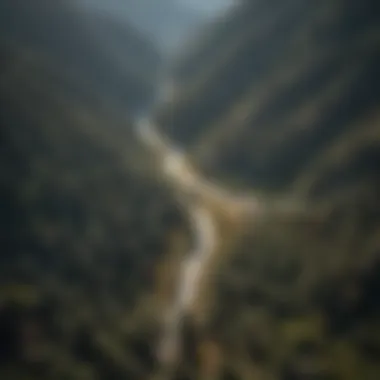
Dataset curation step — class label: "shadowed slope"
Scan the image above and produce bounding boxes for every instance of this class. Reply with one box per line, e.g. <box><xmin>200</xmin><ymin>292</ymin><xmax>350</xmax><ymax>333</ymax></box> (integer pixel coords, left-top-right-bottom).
<box><xmin>155</xmin><ymin>0</ymin><xmax>380</xmax><ymax>193</ymax></box>
<box><xmin>149</xmin><ymin>1</ymin><xmax>380</xmax><ymax>379</ymax></box>
<box><xmin>0</xmin><ymin>43</ymin><xmax>190</xmax><ymax>380</ymax></box>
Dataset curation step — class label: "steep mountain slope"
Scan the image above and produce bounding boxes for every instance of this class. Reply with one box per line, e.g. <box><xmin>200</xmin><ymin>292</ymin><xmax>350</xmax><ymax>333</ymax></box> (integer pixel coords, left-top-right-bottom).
<box><xmin>0</xmin><ymin>41</ymin><xmax>189</xmax><ymax>379</ymax></box>
<box><xmin>156</xmin><ymin>0</ymin><xmax>380</xmax><ymax>193</ymax></box>
<box><xmin>152</xmin><ymin>0</ymin><xmax>380</xmax><ymax>379</ymax></box>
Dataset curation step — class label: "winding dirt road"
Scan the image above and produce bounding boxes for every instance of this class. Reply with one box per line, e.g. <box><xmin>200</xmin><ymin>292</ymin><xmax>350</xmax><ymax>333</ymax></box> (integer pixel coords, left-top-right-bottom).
<box><xmin>135</xmin><ymin>115</ymin><xmax>263</xmax><ymax>374</ymax></box>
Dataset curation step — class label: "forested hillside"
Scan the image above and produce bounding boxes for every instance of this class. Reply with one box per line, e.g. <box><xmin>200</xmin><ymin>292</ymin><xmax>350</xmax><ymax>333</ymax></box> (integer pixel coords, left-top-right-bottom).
<box><xmin>1</xmin><ymin>0</ymin><xmax>380</xmax><ymax>379</ymax></box>
<box><xmin>153</xmin><ymin>0</ymin><xmax>380</xmax><ymax>379</ymax></box>
<box><xmin>0</xmin><ymin>40</ymin><xmax>190</xmax><ymax>379</ymax></box>
<box><xmin>156</xmin><ymin>0</ymin><xmax>380</xmax><ymax>193</ymax></box>
<box><xmin>0</xmin><ymin>2</ymin><xmax>190</xmax><ymax>378</ymax></box>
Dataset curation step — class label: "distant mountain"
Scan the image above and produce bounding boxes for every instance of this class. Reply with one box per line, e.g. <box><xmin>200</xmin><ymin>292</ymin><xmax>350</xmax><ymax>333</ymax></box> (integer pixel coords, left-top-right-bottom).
<box><xmin>0</xmin><ymin>0</ymin><xmax>162</xmax><ymax>113</ymax></box>
<box><xmin>78</xmin><ymin>0</ymin><xmax>206</xmax><ymax>52</ymax></box>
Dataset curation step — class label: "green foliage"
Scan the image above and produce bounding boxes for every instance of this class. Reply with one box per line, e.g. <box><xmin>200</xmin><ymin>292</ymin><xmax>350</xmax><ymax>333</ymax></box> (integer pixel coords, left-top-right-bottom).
<box><xmin>1</xmin><ymin>1</ymin><xmax>380</xmax><ymax>379</ymax></box>
<box><xmin>153</xmin><ymin>1</ymin><xmax>380</xmax><ymax>379</ymax></box>
<box><xmin>0</xmin><ymin>41</ymin><xmax>187</xmax><ymax>379</ymax></box>
<box><xmin>157</xmin><ymin>0</ymin><xmax>380</xmax><ymax>194</ymax></box>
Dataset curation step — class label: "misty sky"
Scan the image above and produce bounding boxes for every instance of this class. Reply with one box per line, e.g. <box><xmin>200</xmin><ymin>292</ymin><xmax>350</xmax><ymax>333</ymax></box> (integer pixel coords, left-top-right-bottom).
<box><xmin>180</xmin><ymin>0</ymin><xmax>233</xmax><ymax>13</ymax></box>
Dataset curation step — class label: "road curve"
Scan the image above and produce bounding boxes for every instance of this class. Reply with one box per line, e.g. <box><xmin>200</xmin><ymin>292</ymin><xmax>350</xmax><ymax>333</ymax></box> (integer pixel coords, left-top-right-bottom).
<box><xmin>156</xmin><ymin>204</ymin><xmax>217</xmax><ymax>368</ymax></box>
<box><xmin>134</xmin><ymin>116</ymin><xmax>264</xmax><ymax>374</ymax></box>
